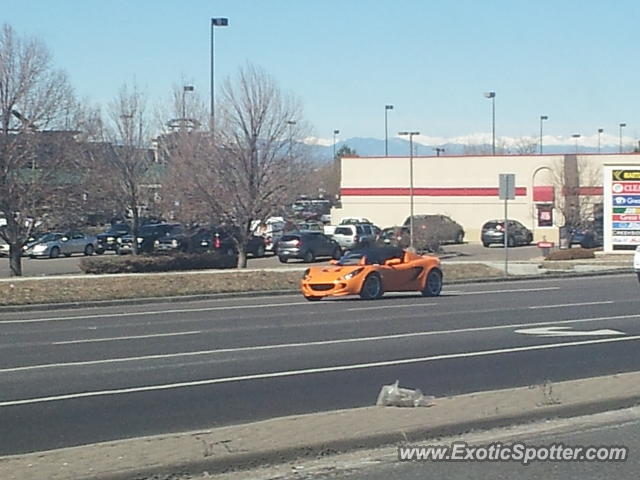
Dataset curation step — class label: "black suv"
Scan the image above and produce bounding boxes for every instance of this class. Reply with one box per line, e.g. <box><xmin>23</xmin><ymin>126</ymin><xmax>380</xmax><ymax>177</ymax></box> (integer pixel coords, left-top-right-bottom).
<box><xmin>481</xmin><ymin>220</ymin><xmax>533</xmax><ymax>247</ymax></box>
<box><xmin>118</xmin><ymin>223</ymin><xmax>180</xmax><ymax>254</ymax></box>
<box><xmin>95</xmin><ymin>223</ymin><xmax>131</xmax><ymax>254</ymax></box>
<box><xmin>276</xmin><ymin>232</ymin><xmax>342</xmax><ymax>263</ymax></box>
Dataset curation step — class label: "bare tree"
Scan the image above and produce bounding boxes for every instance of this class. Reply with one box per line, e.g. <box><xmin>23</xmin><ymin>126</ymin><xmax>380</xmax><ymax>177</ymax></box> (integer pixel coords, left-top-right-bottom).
<box><xmin>514</xmin><ymin>136</ymin><xmax>538</xmax><ymax>154</ymax></box>
<box><xmin>92</xmin><ymin>83</ymin><xmax>157</xmax><ymax>254</ymax></box>
<box><xmin>0</xmin><ymin>24</ymin><xmax>78</xmax><ymax>276</ymax></box>
<box><xmin>165</xmin><ymin>64</ymin><xmax>309</xmax><ymax>267</ymax></box>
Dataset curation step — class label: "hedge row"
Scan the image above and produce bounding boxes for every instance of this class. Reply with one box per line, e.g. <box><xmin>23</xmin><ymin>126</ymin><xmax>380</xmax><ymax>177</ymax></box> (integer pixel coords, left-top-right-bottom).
<box><xmin>79</xmin><ymin>252</ymin><xmax>238</xmax><ymax>274</ymax></box>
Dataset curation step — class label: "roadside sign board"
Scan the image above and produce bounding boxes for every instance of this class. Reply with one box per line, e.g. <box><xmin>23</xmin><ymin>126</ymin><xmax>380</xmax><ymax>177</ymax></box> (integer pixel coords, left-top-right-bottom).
<box><xmin>604</xmin><ymin>166</ymin><xmax>640</xmax><ymax>251</ymax></box>
<box><xmin>499</xmin><ymin>173</ymin><xmax>516</xmax><ymax>200</ymax></box>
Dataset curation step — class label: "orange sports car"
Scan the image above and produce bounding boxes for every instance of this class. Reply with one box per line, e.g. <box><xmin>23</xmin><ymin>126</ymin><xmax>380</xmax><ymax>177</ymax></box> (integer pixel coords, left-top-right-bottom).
<box><xmin>300</xmin><ymin>247</ymin><xmax>442</xmax><ymax>301</ymax></box>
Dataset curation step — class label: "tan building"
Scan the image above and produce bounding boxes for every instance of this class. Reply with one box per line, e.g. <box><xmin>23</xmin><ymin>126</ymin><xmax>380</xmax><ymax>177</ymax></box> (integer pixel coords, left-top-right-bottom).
<box><xmin>331</xmin><ymin>152</ymin><xmax>640</xmax><ymax>245</ymax></box>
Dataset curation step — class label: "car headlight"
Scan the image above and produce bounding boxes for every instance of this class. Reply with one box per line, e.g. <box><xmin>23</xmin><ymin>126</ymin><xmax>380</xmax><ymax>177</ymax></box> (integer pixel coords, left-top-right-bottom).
<box><xmin>33</xmin><ymin>244</ymin><xmax>47</xmax><ymax>252</ymax></box>
<box><xmin>107</xmin><ymin>236</ymin><xmax>115</xmax><ymax>242</ymax></box>
<box><xmin>171</xmin><ymin>239</ymin><xmax>178</xmax><ymax>247</ymax></box>
<box><xmin>302</xmin><ymin>268</ymin><xmax>310</xmax><ymax>280</ymax></box>
<box><xmin>154</xmin><ymin>240</ymin><xmax>160</xmax><ymax>246</ymax></box>
<box><xmin>117</xmin><ymin>238</ymin><xmax>123</xmax><ymax>243</ymax></box>
<box><xmin>343</xmin><ymin>268</ymin><xmax>364</xmax><ymax>281</ymax></box>
<box><xmin>137</xmin><ymin>237</ymin><xmax>143</xmax><ymax>243</ymax></box>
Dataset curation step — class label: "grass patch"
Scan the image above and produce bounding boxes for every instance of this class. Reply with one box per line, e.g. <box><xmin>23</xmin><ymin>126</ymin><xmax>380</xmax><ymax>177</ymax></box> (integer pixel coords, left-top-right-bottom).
<box><xmin>79</xmin><ymin>253</ymin><xmax>237</xmax><ymax>274</ymax></box>
<box><xmin>545</xmin><ymin>248</ymin><xmax>598</xmax><ymax>261</ymax></box>
<box><xmin>0</xmin><ymin>263</ymin><xmax>504</xmax><ymax>307</ymax></box>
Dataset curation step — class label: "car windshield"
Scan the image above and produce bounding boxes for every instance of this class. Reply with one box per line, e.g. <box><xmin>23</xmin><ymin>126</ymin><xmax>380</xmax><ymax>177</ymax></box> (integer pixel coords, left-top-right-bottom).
<box><xmin>37</xmin><ymin>233</ymin><xmax>62</xmax><ymax>243</ymax></box>
<box><xmin>334</xmin><ymin>227</ymin><xmax>353</xmax><ymax>235</ymax></box>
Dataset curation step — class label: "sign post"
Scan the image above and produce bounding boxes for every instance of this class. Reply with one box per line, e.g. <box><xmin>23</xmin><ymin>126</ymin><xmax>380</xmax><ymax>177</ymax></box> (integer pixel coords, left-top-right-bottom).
<box><xmin>499</xmin><ymin>173</ymin><xmax>516</xmax><ymax>275</ymax></box>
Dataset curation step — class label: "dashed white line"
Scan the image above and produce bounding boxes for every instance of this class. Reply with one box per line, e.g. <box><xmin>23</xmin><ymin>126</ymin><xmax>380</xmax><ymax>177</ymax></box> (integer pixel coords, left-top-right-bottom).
<box><xmin>529</xmin><ymin>301</ymin><xmax>614</xmax><ymax>310</ymax></box>
<box><xmin>52</xmin><ymin>331</ymin><xmax>202</xmax><ymax>345</ymax></box>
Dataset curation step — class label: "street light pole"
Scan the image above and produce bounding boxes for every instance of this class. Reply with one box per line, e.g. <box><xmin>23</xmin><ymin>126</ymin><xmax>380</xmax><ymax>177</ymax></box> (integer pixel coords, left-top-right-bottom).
<box><xmin>572</xmin><ymin>133</ymin><xmax>581</xmax><ymax>154</ymax></box>
<box><xmin>597</xmin><ymin>128</ymin><xmax>604</xmax><ymax>154</ymax></box>
<box><xmin>287</xmin><ymin>120</ymin><xmax>296</xmax><ymax>161</ymax></box>
<box><xmin>210</xmin><ymin>17</ymin><xmax>228</xmax><ymax>133</ymax></box>
<box><xmin>398</xmin><ymin>131</ymin><xmax>420</xmax><ymax>251</ymax></box>
<box><xmin>333</xmin><ymin>129</ymin><xmax>340</xmax><ymax>162</ymax></box>
<box><xmin>182</xmin><ymin>85</ymin><xmax>194</xmax><ymax>128</ymax></box>
<box><xmin>484</xmin><ymin>91</ymin><xmax>496</xmax><ymax>155</ymax></box>
<box><xmin>539</xmin><ymin>115</ymin><xmax>548</xmax><ymax>154</ymax></box>
<box><xmin>384</xmin><ymin>105</ymin><xmax>393</xmax><ymax>156</ymax></box>
<box><xmin>434</xmin><ymin>147</ymin><xmax>445</xmax><ymax>156</ymax></box>
<box><xmin>619</xmin><ymin>122</ymin><xmax>627</xmax><ymax>153</ymax></box>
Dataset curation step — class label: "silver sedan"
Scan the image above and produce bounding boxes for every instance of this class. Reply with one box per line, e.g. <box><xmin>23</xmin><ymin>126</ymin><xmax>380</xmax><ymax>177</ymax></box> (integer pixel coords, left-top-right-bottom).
<box><xmin>24</xmin><ymin>232</ymin><xmax>97</xmax><ymax>259</ymax></box>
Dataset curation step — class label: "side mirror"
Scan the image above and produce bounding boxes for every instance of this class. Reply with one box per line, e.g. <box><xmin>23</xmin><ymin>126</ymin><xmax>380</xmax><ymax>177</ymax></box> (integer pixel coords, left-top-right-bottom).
<box><xmin>385</xmin><ymin>258</ymin><xmax>402</xmax><ymax>266</ymax></box>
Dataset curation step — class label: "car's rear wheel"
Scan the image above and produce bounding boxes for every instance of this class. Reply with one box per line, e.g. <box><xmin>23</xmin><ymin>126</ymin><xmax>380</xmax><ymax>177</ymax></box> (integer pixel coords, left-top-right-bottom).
<box><xmin>95</xmin><ymin>248</ymin><xmax>105</xmax><ymax>255</ymax></box>
<box><xmin>422</xmin><ymin>268</ymin><xmax>443</xmax><ymax>297</ymax></box>
<box><xmin>304</xmin><ymin>296</ymin><xmax>322</xmax><ymax>302</ymax></box>
<box><xmin>507</xmin><ymin>236</ymin><xmax>515</xmax><ymax>247</ymax></box>
<box><xmin>278</xmin><ymin>255</ymin><xmax>289</xmax><ymax>263</ymax></box>
<box><xmin>360</xmin><ymin>273</ymin><xmax>384</xmax><ymax>300</ymax></box>
<box><xmin>303</xmin><ymin>250</ymin><xmax>315</xmax><ymax>263</ymax></box>
<box><xmin>84</xmin><ymin>244</ymin><xmax>94</xmax><ymax>256</ymax></box>
<box><xmin>49</xmin><ymin>247</ymin><xmax>60</xmax><ymax>259</ymax></box>
<box><xmin>482</xmin><ymin>241</ymin><xmax>490</xmax><ymax>248</ymax></box>
<box><xmin>455</xmin><ymin>232</ymin><xmax>464</xmax><ymax>244</ymax></box>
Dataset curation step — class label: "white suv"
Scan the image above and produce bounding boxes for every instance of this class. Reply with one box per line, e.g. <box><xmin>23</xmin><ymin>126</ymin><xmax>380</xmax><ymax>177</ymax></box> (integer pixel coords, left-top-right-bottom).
<box><xmin>332</xmin><ymin>224</ymin><xmax>377</xmax><ymax>251</ymax></box>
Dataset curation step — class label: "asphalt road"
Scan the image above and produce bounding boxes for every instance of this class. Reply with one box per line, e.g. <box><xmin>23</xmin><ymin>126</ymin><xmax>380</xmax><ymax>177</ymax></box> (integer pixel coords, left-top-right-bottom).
<box><xmin>1</xmin><ymin>274</ymin><xmax>639</xmax><ymax>455</ymax></box>
<box><xmin>0</xmin><ymin>243</ymin><xmax>542</xmax><ymax>277</ymax></box>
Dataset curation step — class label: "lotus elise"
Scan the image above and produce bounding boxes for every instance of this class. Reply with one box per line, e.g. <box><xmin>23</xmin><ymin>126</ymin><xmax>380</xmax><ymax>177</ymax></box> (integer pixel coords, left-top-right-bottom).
<box><xmin>300</xmin><ymin>247</ymin><xmax>442</xmax><ymax>301</ymax></box>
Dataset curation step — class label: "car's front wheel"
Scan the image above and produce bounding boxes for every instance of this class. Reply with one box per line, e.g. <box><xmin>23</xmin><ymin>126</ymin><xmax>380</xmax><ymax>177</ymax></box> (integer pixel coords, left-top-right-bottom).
<box><xmin>84</xmin><ymin>244</ymin><xmax>94</xmax><ymax>256</ymax></box>
<box><xmin>49</xmin><ymin>247</ymin><xmax>60</xmax><ymax>259</ymax></box>
<box><xmin>304</xmin><ymin>296</ymin><xmax>322</xmax><ymax>302</ymax></box>
<box><xmin>360</xmin><ymin>273</ymin><xmax>384</xmax><ymax>300</ymax></box>
<box><xmin>422</xmin><ymin>268</ymin><xmax>443</xmax><ymax>297</ymax></box>
<box><xmin>331</xmin><ymin>247</ymin><xmax>342</xmax><ymax>260</ymax></box>
<box><xmin>303</xmin><ymin>250</ymin><xmax>315</xmax><ymax>263</ymax></box>
<box><xmin>278</xmin><ymin>255</ymin><xmax>289</xmax><ymax>263</ymax></box>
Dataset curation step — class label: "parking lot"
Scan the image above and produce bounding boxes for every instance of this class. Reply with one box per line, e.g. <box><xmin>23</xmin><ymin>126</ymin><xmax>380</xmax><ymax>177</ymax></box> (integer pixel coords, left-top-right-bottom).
<box><xmin>0</xmin><ymin>243</ymin><xmax>543</xmax><ymax>278</ymax></box>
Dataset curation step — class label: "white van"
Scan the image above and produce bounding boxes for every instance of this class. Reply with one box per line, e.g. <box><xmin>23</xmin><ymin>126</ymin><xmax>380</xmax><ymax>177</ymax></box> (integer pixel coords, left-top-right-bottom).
<box><xmin>252</xmin><ymin>217</ymin><xmax>285</xmax><ymax>252</ymax></box>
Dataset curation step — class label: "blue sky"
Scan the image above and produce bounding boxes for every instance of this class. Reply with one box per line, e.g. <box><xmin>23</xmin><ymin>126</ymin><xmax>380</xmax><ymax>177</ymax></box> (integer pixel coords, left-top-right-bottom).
<box><xmin>4</xmin><ymin>0</ymin><xmax>640</xmax><ymax>145</ymax></box>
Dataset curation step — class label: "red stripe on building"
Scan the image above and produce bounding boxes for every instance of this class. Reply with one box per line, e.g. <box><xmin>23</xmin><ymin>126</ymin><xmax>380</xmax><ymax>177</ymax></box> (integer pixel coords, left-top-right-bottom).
<box><xmin>533</xmin><ymin>186</ymin><xmax>554</xmax><ymax>202</ymax></box>
<box><xmin>578</xmin><ymin>186</ymin><xmax>603</xmax><ymax>195</ymax></box>
<box><xmin>340</xmin><ymin>187</ymin><xmax>527</xmax><ymax>196</ymax></box>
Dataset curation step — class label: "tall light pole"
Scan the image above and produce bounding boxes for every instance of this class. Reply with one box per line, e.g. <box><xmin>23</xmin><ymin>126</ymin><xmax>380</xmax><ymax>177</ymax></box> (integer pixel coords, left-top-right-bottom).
<box><xmin>572</xmin><ymin>133</ymin><xmax>581</xmax><ymax>154</ymax></box>
<box><xmin>333</xmin><ymin>129</ymin><xmax>340</xmax><ymax>162</ymax></box>
<box><xmin>210</xmin><ymin>17</ymin><xmax>228</xmax><ymax>133</ymax></box>
<box><xmin>484</xmin><ymin>91</ymin><xmax>496</xmax><ymax>155</ymax></box>
<box><xmin>182</xmin><ymin>85</ymin><xmax>194</xmax><ymax>127</ymax></box>
<box><xmin>384</xmin><ymin>105</ymin><xmax>393</xmax><ymax>156</ymax></box>
<box><xmin>619</xmin><ymin>122</ymin><xmax>627</xmax><ymax>153</ymax></box>
<box><xmin>398</xmin><ymin>131</ymin><xmax>420</xmax><ymax>251</ymax></box>
<box><xmin>287</xmin><ymin>120</ymin><xmax>296</xmax><ymax>160</ymax></box>
<box><xmin>597</xmin><ymin>128</ymin><xmax>604</xmax><ymax>154</ymax></box>
<box><xmin>539</xmin><ymin>115</ymin><xmax>548</xmax><ymax>154</ymax></box>
<box><xmin>434</xmin><ymin>147</ymin><xmax>445</xmax><ymax>156</ymax></box>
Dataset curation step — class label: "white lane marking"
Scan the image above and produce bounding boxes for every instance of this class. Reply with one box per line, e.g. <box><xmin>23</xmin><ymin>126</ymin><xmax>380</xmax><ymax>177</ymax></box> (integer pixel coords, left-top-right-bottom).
<box><xmin>0</xmin><ymin>302</ymin><xmax>313</xmax><ymax>325</ymax></box>
<box><xmin>3</xmin><ymin>312</ymin><xmax>640</xmax><ymax>373</ymax></box>
<box><xmin>347</xmin><ymin>304</ymin><xmax>436</xmax><ymax>312</ymax></box>
<box><xmin>529</xmin><ymin>301</ymin><xmax>614</xmax><ymax>310</ymax></box>
<box><xmin>457</xmin><ymin>287</ymin><xmax>560</xmax><ymax>295</ymax></box>
<box><xmin>3</xmin><ymin>334</ymin><xmax>640</xmax><ymax>407</ymax></box>
<box><xmin>515</xmin><ymin>327</ymin><xmax>625</xmax><ymax>337</ymax></box>
<box><xmin>51</xmin><ymin>331</ymin><xmax>202</xmax><ymax>345</ymax></box>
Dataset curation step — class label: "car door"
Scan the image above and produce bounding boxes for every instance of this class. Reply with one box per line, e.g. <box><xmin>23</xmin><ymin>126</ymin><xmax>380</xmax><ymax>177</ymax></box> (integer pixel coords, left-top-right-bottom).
<box><xmin>319</xmin><ymin>233</ymin><xmax>335</xmax><ymax>256</ymax></box>
<box><xmin>59</xmin><ymin>233</ymin><xmax>73</xmax><ymax>255</ymax></box>
<box><xmin>71</xmin><ymin>233</ymin><xmax>85</xmax><ymax>254</ymax></box>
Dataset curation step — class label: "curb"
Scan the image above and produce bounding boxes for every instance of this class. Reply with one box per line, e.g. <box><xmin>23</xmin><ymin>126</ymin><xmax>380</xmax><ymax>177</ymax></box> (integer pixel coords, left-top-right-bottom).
<box><xmin>3</xmin><ymin>371</ymin><xmax>640</xmax><ymax>480</ymax></box>
<box><xmin>0</xmin><ymin>268</ymin><xmax>633</xmax><ymax>313</ymax></box>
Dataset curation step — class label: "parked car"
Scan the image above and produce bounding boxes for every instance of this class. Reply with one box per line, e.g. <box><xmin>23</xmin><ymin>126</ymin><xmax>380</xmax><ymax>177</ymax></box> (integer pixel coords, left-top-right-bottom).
<box><xmin>118</xmin><ymin>223</ymin><xmax>179</xmax><ymax>254</ymax></box>
<box><xmin>481</xmin><ymin>220</ymin><xmax>533</xmax><ymax>247</ymax></box>
<box><xmin>376</xmin><ymin>226</ymin><xmax>410</xmax><ymax>248</ymax></box>
<box><xmin>297</xmin><ymin>221</ymin><xmax>324</xmax><ymax>232</ymax></box>
<box><xmin>301</xmin><ymin>247</ymin><xmax>442</xmax><ymax>301</ymax></box>
<box><xmin>251</xmin><ymin>217</ymin><xmax>285</xmax><ymax>254</ymax></box>
<box><xmin>0</xmin><ymin>239</ymin><xmax>9</xmax><ymax>257</ymax></box>
<box><xmin>153</xmin><ymin>224</ymin><xmax>189</xmax><ymax>253</ymax></box>
<box><xmin>634</xmin><ymin>245</ymin><xmax>640</xmax><ymax>283</ymax></box>
<box><xmin>339</xmin><ymin>217</ymin><xmax>373</xmax><ymax>225</ymax></box>
<box><xmin>204</xmin><ymin>226</ymin><xmax>267</xmax><ymax>258</ymax></box>
<box><xmin>24</xmin><ymin>232</ymin><xmax>97</xmax><ymax>258</ymax></box>
<box><xmin>276</xmin><ymin>231</ymin><xmax>342</xmax><ymax>263</ymax></box>
<box><xmin>331</xmin><ymin>224</ymin><xmax>378</xmax><ymax>251</ymax></box>
<box><xmin>95</xmin><ymin>223</ymin><xmax>131</xmax><ymax>254</ymax></box>
<box><xmin>569</xmin><ymin>219</ymin><xmax>603</xmax><ymax>249</ymax></box>
<box><xmin>403</xmin><ymin>215</ymin><xmax>465</xmax><ymax>245</ymax></box>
